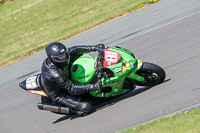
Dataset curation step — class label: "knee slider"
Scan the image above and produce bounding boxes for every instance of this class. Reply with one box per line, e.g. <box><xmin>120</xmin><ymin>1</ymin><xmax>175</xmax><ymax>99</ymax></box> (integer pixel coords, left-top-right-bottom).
<box><xmin>79</xmin><ymin>102</ymin><xmax>92</xmax><ymax>113</ymax></box>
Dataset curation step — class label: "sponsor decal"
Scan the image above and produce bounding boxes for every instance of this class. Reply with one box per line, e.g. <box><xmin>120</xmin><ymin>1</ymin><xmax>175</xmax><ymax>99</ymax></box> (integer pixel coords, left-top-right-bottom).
<box><xmin>114</xmin><ymin>89</ymin><xmax>118</xmax><ymax>92</ymax></box>
<box><xmin>137</xmin><ymin>60</ymin><xmax>142</xmax><ymax>68</ymax></box>
<box><xmin>113</xmin><ymin>67</ymin><xmax>122</xmax><ymax>73</ymax></box>
<box><xmin>122</xmin><ymin>66</ymin><xmax>126</xmax><ymax>73</ymax></box>
<box><xmin>26</xmin><ymin>76</ymin><xmax>38</xmax><ymax>89</ymax></box>
<box><xmin>131</xmin><ymin>63</ymin><xmax>135</xmax><ymax>68</ymax></box>
<box><xmin>131</xmin><ymin>73</ymin><xmax>134</xmax><ymax>77</ymax></box>
<box><xmin>125</xmin><ymin>61</ymin><xmax>130</xmax><ymax>69</ymax></box>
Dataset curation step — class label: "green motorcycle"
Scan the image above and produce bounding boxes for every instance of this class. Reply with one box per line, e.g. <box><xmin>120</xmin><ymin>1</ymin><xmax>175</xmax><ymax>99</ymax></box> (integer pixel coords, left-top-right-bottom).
<box><xmin>19</xmin><ymin>45</ymin><xmax>166</xmax><ymax>114</ymax></box>
<box><xmin>71</xmin><ymin>45</ymin><xmax>166</xmax><ymax>97</ymax></box>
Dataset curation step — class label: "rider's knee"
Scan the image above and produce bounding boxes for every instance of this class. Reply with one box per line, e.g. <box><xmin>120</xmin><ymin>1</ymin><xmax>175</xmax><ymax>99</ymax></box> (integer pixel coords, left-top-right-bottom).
<box><xmin>77</xmin><ymin>102</ymin><xmax>92</xmax><ymax>113</ymax></box>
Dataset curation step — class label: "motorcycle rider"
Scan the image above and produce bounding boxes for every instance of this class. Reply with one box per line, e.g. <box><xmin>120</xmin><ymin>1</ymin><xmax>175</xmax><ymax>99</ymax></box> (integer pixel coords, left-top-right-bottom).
<box><xmin>41</xmin><ymin>42</ymin><xmax>105</xmax><ymax>115</ymax></box>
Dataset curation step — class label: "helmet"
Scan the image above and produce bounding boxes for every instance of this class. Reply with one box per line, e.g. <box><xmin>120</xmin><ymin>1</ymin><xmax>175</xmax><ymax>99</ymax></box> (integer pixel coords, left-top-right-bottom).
<box><xmin>45</xmin><ymin>42</ymin><xmax>70</xmax><ymax>65</ymax></box>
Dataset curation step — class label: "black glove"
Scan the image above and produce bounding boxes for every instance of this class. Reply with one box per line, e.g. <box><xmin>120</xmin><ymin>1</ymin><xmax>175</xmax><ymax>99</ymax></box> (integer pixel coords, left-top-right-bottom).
<box><xmin>94</xmin><ymin>80</ymin><xmax>102</xmax><ymax>90</ymax></box>
<box><xmin>96</xmin><ymin>43</ymin><xmax>105</xmax><ymax>49</ymax></box>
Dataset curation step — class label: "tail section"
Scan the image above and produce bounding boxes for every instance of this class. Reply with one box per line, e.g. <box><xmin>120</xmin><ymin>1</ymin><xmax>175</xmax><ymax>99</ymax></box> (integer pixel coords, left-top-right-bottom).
<box><xmin>19</xmin><ymin>73</ymin><xmax>48</xmax><ymax>97</ymax></box>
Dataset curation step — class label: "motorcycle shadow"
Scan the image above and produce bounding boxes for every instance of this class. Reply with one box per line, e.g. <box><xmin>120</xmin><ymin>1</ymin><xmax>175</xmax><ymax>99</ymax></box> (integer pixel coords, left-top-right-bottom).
<box><xmin>91</xmin><ymin>79</ymin><xmax>171</xmax><ymax>113</ymax></box>
<box><xmin>91</xmin><ymin>86</ymin><xmax>152</xmax><ymax>112</ymax></box>
<box><xmin>53</xmin><ymin>86</ymin><xmax>152</xmax><ymax>124</ymax></box>
<box><xmin>52</xmin><ymin>78</ymin><xmax>170</xmax><ymax>123</ymax></box>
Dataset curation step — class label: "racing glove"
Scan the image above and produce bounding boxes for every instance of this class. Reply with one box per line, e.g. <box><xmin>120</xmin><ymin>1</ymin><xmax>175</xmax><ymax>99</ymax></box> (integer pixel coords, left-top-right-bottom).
<box><xmin>94</xmin><ymin>80</ymin><xmax>102</xmax><ymax>90</ymax></box>
<box><xmin>96</xmin><ymin>43</ymin><xmax>105</xmax><ymax>49</ymax></box>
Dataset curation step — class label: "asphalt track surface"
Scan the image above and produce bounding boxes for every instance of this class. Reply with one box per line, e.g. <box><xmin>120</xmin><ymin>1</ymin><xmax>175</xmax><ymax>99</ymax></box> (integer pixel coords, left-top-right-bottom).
<box><xmin>1</xmin><ymin>0</ymin><xmax>200</xmax><ymax>133</ymax></box>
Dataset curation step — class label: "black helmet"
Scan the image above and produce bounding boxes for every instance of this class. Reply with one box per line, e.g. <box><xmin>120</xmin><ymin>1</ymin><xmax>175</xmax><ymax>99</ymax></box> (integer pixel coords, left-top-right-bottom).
<box><xmin>45</xmin><ymin>42</ymin><xmax>70</xmax><ymax>65</ymax></box>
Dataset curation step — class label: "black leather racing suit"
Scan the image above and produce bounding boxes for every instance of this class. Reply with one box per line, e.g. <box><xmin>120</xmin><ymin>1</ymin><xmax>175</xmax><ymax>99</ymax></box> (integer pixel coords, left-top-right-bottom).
<box><xmin>41</xmin><ymin>45</ymin><xmax>101</xmax><ymax>114</ymax></box>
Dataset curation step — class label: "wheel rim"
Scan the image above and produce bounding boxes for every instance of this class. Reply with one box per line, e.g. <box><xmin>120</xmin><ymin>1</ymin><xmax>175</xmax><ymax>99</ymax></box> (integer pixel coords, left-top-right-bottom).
<box><xmin>140</xmin><ymin>70</ymin><xmax>161</xmax><ymax>86</ymax></box>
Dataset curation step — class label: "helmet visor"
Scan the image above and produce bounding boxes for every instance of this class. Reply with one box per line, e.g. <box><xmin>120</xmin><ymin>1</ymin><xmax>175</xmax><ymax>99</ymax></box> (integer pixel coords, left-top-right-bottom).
<box><xmin>54</xmin><ymin>52</ymin><xmax>70</xmax><ymax>63</ymax></box>
<box><xmin>57</xmin><ymin>53</ymin><xmax>67</xmax><ymax>60</ymax></box>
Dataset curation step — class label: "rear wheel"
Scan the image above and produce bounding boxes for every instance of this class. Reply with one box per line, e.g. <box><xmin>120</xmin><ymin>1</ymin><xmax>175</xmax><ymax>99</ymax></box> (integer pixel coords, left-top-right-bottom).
<box><xmin>136</xmin><ymin>62</ymin><xmax>166</xmax><ymax>86</ymax></box>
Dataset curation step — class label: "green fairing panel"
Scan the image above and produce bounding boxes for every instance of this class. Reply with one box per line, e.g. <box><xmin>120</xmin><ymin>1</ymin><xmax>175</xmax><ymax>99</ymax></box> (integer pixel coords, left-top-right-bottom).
<box><xmin>90</xmin><ymin>60</ymin><xmax>142</xmax><ymax>97</ymax></box>
<box><xmin>90</xmin><ymin>75</ymin><xmax>128</xmax><ymax>97</ymax></box>
<box><xmin>109</xmin><ymin>45</ymin><xmax>135</xmax><ymax>61</ymax></box>
<box><xmin>90</xmin><ymin>46</ymin><xmax>140</xmax><ymax>98</ymax></box>
<box><xmin>126</xmin><ymin>59</ymin><xmax>144</xmax><ymax>81</ymax></box>
<box><xmin>70</xmin><ymin>45</ymin><xmax>145</xmax><ymax>98</ymax></box>
<box><xmin>110</xmin><ymin>46</ymin><xmax>144</xmax><ymax>81</ymax></box>
<box><xmin>70</xmin><ymin>55</ymin><xmax>95</xmax><ymax>84</ymax></box>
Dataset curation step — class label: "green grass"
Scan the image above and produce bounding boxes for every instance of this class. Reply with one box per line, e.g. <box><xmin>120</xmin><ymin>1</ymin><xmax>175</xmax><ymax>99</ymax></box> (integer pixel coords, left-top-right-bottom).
<box><xmin>119</xmin><ymin>108</ymin><xmax>200</xmax><ymax>133</ymax></box>
<box><xmin>0</xmin><ymin>0</ymin><xmax>152</xmax><ymax>67</ymax></box>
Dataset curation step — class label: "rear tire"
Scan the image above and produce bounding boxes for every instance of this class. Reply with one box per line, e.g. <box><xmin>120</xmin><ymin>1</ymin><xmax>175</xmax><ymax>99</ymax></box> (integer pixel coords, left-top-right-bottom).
<box><xmin>136</xmin><ymin>62</ymin><xmax>166</xmax><ymax>86</ymax></box>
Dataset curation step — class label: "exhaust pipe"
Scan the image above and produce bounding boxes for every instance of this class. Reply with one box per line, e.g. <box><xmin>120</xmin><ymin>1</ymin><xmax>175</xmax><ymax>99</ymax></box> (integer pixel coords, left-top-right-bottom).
<box><xmin>37</xmin><ymin>102</ymin><xmax>70</xmax><ymax>114</ymax></box>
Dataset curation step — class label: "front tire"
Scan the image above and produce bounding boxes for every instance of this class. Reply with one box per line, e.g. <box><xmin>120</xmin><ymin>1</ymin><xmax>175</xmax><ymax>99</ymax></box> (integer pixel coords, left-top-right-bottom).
<box><xmin>136</xmin><ymin>62</ymin><xmax>166</xmax><ymax>86</ymax></box>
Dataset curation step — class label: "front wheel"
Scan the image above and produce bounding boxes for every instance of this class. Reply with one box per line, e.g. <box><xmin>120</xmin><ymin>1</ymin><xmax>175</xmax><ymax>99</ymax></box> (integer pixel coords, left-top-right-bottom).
<box><xmin>136</xmin><ymin>62</ymin><xmax>166</xmax><ymax>86</ymax></box>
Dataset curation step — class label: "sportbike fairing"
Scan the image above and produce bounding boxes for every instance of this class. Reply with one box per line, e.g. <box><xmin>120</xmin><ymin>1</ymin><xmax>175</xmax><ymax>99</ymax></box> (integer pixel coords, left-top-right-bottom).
<box><xmin>19</xmin><ymin>74</ymin><xmax>48</xmax><ymax>97</ymax></box>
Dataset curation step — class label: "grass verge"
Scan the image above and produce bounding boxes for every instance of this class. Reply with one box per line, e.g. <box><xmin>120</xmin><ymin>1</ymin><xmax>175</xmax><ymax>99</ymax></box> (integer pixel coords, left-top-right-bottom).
<box><xmin>118</xmin><ymin>108</ymin><xmax>200</xmax><ymax>133</ymax></box>
<box><xmin>0</xmin><ymin>0</ymin><xmax>156</xmax><ymax>68</ymax></box>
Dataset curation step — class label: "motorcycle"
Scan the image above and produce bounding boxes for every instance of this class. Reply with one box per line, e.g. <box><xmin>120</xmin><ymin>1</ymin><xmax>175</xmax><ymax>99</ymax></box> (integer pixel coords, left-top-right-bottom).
<box><xmin>19</xmin><ymin>45</ymin><xmax>166</xmax><ymax>115</ymax></box>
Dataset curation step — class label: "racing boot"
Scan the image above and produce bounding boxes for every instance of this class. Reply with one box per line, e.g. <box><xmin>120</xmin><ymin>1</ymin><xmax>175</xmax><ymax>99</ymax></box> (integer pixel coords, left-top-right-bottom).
<box><xmin>55</xmin><ymin>95</ymin><xmax>92</xmax><ymax>116</ymax></box>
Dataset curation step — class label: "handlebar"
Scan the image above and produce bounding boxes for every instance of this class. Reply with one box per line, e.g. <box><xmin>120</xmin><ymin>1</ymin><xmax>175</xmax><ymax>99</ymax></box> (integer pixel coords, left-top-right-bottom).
<box><xmin>94</xmin><ymin>48</ymin><xmax>115</xmax><ymax>79</ymax></box>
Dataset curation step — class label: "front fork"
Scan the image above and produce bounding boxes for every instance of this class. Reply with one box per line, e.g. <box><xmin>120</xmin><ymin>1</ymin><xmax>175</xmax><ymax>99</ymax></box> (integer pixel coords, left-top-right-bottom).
<box><xmin>127</xmin><ymin>60</ymin><xmax>145</xmax><ymax>82</ymax></box>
